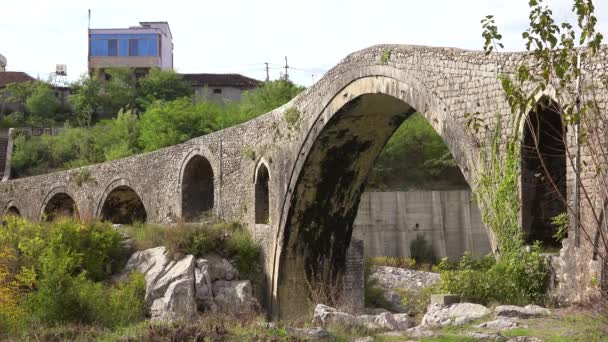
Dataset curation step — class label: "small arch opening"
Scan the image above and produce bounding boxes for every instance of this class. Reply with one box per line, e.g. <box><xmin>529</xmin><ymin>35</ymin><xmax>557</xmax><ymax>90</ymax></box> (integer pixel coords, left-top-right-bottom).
<box><xmin>4</xmin><ymin>206</ymin><xmax>20</xmax><ymax>217</ymax></box>
<box><xmin>101</xmin><ymin>186</ymin><xmax>147</xmax><ymax>224</ymax></box>
<box><xmin>255</xmin><ymin>163</ymin><xmax>270</xmax><ymax>224</ymax></box>
<box><xmin>43</xmin><ymin>193</ymin><xmax>79</xmax><ymax>221</ymax></box>
<box><xmin>521</xmin><ymin>99</ymin><xmax>567</xmax><ymax>247</ymax></box>
<box><xmin>182</xmin><ymin>155</ymin><xmax>215</xmax><ymax>221</ymax></box>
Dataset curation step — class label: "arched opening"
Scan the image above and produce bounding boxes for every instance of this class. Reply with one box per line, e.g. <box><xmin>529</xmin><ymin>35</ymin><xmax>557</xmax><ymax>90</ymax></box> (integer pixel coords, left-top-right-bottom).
<box><xmin>101</xmin><ymin>186</ymin><xmax>147</xmax><ymax>224</ymax></box>
<box><xmin>181</xmin><ymin>155</ymin><xmax>214</xmax><ymax>221</ymax></box>
<box><xmin>275</xmin><ymin>91</ymin><xmax>479</xmax><ymax>319</ymax></box>
<box><xmin>43</xmin><ymin>193</ymin><xmax>79</xmax><ymax>221</ymax></box>
<box><xmin>255</xmin><ymin>163</ymin><xmax>270</xmax><ymax>224</ymax></box>
<box><xmin>521</xmin><ymin>98</ymin><xmax>567</xmax><ymax>247</ymax></box>
<box><xmin>6</xmin><ymin>206</ymin><xmax>20</xmax><ymax>217</ymax></box>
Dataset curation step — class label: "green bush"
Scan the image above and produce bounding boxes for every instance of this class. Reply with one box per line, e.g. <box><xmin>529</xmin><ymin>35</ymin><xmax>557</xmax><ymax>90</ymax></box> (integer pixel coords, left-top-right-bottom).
<box><xmin>124</xmin><ymin>222</ymin><xmax>261</xmax><ymax>277</ymax></box>
<box><xmin>368</xmin><ymin>256</ymin><xmax>417</xmax><ymax>269</ymax></box>
<box><xmin>434</xmin><ymin>248</ymin><xmax>548</xmax><ymax>306</ymax></box>
<box><xmin>367</xmin><ymin>113</ymin><xmax>469</xmax><ymax>190</ymax></box>
<box><xmin>410</xmin><ymin>234</ymin><xmax>436</xmax><ymax>265</ymax></box>
<box><xmin>0</xmin><ymin>217</ymin><xmax>142</xmax><ymax>332</ymax></box>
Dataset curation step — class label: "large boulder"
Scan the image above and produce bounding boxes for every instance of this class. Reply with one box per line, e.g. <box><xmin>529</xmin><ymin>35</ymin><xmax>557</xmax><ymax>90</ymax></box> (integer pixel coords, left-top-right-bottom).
<box><xmin>148</xmin><ymin>255</ymin><xmax>195</xmax><ymax>304</ymax></box>
<box><xmin>194</xmin><ymin>263</ymin><xmax>214</xmax><ymax>310</ymax></box>
<box><xmin>312</xmin><ymin>304</ymin><xmax>356</xmax><ymax>327</ymax></box>
<box><xmin>421</xmin><ymin>303</ymin><xmax>491</xmax><ymax>327</ymax></box>
<box><xmin>150</xmin><ymin>276</ymin><xmax>197</xmax><ymax>321</ymax></box>
<box><xmin>312</xmin><ymin>304</ymin><xmax>415</xmax><ymax>331</ymax></box>
<box><xmin>476</xmin><ymin>318</ymin><xmax>525</xmax><ymax>330</ymax></box>
<box><xmin>213</xmin><ymin>280</ymin><xmax>258</xmax><ymax>314</ymax></box>
<box><xmin>124</xmin><ymin>246</ymin><xmax>171</xmax><ymax>304</ymax></box>
<box><xmin>205</xmin><ymin>255</ymin><xmax>239</xmax><ymax>281</ymax></box>
<box><xmin>370</xmin><ymin>266</ymin><xmax>440</xmax><ymax>313</ymax></box>
<box><xmin>123</xmin><ymin>247</ymin><xmax>259</xmax><ymax>320</ymax></box>
<box><xmin>494</xmin><ymin>305</ymin><xmax>550</xmax><ymax>319</ymax></box>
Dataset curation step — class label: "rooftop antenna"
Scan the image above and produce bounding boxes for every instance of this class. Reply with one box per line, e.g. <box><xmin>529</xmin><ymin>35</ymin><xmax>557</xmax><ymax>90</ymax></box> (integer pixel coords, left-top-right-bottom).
<box><xmin>88</xmin><ymin>9</ymin><xmax>91</xmax><ymax>29</ymax></box>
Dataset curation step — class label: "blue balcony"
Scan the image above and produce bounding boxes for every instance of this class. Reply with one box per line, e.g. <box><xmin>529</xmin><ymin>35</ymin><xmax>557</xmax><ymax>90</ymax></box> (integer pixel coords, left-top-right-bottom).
<box><xmin>90</xmin><ymin>34</ymin><xmax>159</xmax><ymax>57</ymax></box>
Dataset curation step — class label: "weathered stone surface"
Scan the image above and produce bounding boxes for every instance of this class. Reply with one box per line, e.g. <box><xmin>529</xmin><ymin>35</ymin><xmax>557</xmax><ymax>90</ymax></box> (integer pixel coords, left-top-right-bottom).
<box><xmin>494</xmin><ymin>305</ymin><xmax>551</xmax><ymax>319</ymax></box>
<box><xmin>213</xmin><ymin>280</ymin><xmax>257</xmax><ymax>314</ymax></box>
<box><xmin>312</xmin><ymin>304</ymin><xmax>355</xmax><ymax>327</ymax></box>
<box><xmin>287</xmin><ymin>327</ymin><xmax>330</xmax><ymax>340</ymax></box>
<box><xmin>421</xmin><ymin>303</ymin><xmax>491</xmax><ymax>326</ymax></box>
<box><xmin>206</xmin><ymin>255</ymin><xmax>239</xmax><ymax>281</ymax></box>
<box><xmin>194</xmin><ymin>265</ymin><xmax>214</xmax><ymax>310</ymax></box>
<box><xmin>150</xmin><ymin>276</ymin><xmax>197</xmax><ymax>321</ymax></box>
<box><xmin>476</xmin><ymin>318</ymin><xmax>525</xmax><ymax>330</ymax></box>
<box><xmin>404</xmin><ymin>326</ymin><xmax>437</xmax><ymax>338</ymax></box>
<box><xmin>431</xmin><ymin>294</ymin><xmax>461</xmax><ymax>305</ymax></box>
<box><xmin>468</xmin><ymin>331</ymin><xmax>507</xmax><ymax>341</ymax></box>
<box><xmin>370</xmin><ymin>266</ymin><xmax>440</xmax><ymax>312</ymax></box>
<box><xmin>150</xmin><ymin>255</ymin><xmax>195</xmax><ymax>303</ymax></box>
<box><xmin>312</xmin><ymin>304</ymin><xmax>414</xmax><ymax>331</ymax></box>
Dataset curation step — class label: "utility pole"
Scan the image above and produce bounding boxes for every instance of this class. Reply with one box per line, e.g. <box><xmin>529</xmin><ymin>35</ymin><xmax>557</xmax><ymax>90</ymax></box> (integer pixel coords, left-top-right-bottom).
<box><xmin>283</xmin><ymin>56</ymin><xmax>289</xmax><ymax>80</ymax></box>
<box><xmin>264</xmin><ymin>62</ymin><xmax>270</xmax><ymax>82</ymax></box>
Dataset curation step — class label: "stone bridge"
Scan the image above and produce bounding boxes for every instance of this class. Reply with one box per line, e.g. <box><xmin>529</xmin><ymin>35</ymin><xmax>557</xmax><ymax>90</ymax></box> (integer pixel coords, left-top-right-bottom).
<box><xmin>2</xmin><ymin>44</ymin><xmax>607</xmax><ymax>319</ymax></box>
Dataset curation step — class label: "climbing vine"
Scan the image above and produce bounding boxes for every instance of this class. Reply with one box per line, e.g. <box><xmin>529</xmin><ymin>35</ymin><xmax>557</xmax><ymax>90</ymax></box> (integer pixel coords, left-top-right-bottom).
<box><xmin>470</xmin><ymin>112</ymin><xmax>524</xmax><ymax>255</ymax></box>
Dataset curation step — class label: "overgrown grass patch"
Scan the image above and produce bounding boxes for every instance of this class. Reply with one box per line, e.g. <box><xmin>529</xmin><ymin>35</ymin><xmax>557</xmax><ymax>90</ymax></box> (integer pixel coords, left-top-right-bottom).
<box><xmin>122</xmin><ymin>221</ymin><xmax>261</xmax><ymax>277</ymax></box>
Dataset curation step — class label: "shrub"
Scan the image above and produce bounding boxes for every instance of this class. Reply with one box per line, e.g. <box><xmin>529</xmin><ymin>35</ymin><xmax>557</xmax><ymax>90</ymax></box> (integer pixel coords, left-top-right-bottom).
<box><xmin>0</xmin><ymin>217</ymin><xmax>142</xmax><ymax>332</ymax></box>
<box><xmin>434</xmin><ymin>247</ymin><xmax>548</xmax><ymax>306</ymax></box>
<box><xmin>368</xmin><ymin>256</ymin><xmax>417</xmax><ymax>269</ymax></box>
<box><xmin>364</xmin><ymin>260</ymin><xmax>391</xmax><ymax>310</ymax></box>
<box><xmin>410</xmin><ymin>234</ymin><xmax>436</xmax><ymax>265</ymax></box>
<box><xmin>123</xmin><ymin>222</ymin><xmax>261</xmax><ymax>277</ymax></box>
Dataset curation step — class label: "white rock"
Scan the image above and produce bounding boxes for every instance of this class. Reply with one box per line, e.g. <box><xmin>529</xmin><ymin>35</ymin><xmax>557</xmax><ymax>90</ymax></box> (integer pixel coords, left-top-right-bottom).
<box><xmin>312</xmin><ymin>304</ymin><xmax>414</xmax><ymax>331</ymax></box>
<box><xmin>368</xmin><ymin>312</ymin><xmax>415</xmax><ymax>330</ymax></box>
<box><xmin>494</xmin><ymin>305</ymin><xmax>550</xmax><ymax>319</ymax></box>
<box><xmin>213</xmin><ymin>280</ymin><xmax>257</xmax><ymax>314</ymax></box>
<box><xmin>124</xmin><ymin>246</ymin><xmax>171</xmax><ymax>304</ymax></box>
<box><xmin>150</xmin><ymin>275</ymin><xmax>197</xmax><ymax>321</ymax></box>
<box><xmin>149</xmin><ymin>255</ymin><xmax>195</xmax><ymax>303</ymax></box>
<box><xmin>194</xmin><ymin>265</ymin><xmax>214</xmax><ymax>311</ymax></box>
<box><xmin>312</xmin><ymin>304</ymin><xmax>356</xmax><ymax>327</ymax></box>
<box><xmin>422</xmin><ymin>303</ymin><xmax>491</xmax><ymax>327</ymax></box>
<box><xmin>468</xmin><ymin>331</ymin><xmax>507</xmax><ymax>341</ymax></box>
<box><xmin>370</xmin><ymin>266</ymin><xmax>440</xmax><ymax>312</ymax></box>
<box><xmin>476</xmin><ymin>318</ymin><xmax>525</xmax><ymax>330</ymax></box>
<box><xmin>206</xmin><ymin>255</ymin><xmax>239</xmax><ymax>281</ymax></box>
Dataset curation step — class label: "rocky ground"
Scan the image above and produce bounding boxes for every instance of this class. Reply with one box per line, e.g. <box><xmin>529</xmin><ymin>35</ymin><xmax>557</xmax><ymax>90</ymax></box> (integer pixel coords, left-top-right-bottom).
<box><xmin>370</xmin><ymin>265</ymin><xmax>440</xmax><ymax>313</ymax></box>
<box><xmin>116</xmin><ymin>251</ymin><xmax>605</xmax><ymax>341</ymax></box>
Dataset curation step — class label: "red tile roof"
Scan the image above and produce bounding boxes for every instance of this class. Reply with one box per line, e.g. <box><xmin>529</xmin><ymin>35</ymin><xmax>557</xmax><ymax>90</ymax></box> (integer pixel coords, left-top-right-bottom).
<box><xmin>181</xmin><ymin>73</ymin><xmax>261</xmax><ymax>89</ymax></box>
<box><xmin>0</xmin><ymin>72</ymin><xmax>35</xmax><ymax>88</ymax></box>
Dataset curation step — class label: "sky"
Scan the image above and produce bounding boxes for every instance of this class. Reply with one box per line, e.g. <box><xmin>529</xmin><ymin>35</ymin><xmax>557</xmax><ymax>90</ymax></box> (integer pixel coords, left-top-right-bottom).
<box><xmin>2</xmin><ymin>0</ymin><xmax>607</xmax><ymax>86</ymax></box>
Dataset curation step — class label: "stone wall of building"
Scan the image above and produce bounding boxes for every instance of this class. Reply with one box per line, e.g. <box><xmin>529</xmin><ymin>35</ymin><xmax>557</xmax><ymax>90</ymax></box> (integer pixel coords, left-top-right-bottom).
<box><xmin>352</xmin><ymin>190</ymin><xmax>491</xmax><ymax>261</ymax></box>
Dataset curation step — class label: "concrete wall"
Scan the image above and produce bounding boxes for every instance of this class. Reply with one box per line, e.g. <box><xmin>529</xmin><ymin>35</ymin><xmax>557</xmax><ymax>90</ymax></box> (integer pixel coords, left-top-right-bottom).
<box><xmin>352</xmin><ymin>191</ymin><xmax>491</xmax><ymax>261</ymax></box>
<box><xmin>193</xmin><ymin>85</ymin><xmax>246</xmax><ymax>103</ymax></box>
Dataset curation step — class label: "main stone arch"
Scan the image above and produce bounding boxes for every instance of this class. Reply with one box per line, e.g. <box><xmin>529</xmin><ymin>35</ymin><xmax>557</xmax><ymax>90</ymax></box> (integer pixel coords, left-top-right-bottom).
<box><xmin>271</xmin><ymin>74</ymin><xmax>483</xmax><ymax>319</ymax></box>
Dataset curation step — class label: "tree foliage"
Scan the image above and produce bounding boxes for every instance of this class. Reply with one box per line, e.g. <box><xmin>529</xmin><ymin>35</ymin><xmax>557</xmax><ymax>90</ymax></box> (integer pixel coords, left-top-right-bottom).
<box><xmin>368</xmin><ymin>113</ymin><xmax>468</xmax><ymax>190</ymax></box>
<box><xmin>12</xmin><ymin>80</ymin><xmax>304</xmax><ymax>177</ymax></box>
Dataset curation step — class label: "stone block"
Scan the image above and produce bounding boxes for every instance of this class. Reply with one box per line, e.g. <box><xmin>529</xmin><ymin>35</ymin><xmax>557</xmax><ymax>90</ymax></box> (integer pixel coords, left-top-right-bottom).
<box><xmin>430</xmin><ymin>294</ymin><xmax>460</xmax><ymax>305</ymax></box>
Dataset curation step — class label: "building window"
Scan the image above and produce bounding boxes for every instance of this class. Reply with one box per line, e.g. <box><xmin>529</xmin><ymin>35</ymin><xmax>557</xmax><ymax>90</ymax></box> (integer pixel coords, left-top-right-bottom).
<box><xmin>213</xmin><ymin>88</ymin><xmax>222</xmax><ymax>94</ymax></box>
<box><xmin>108</xmin><ymin>39</ymin><xmax>118</xmax><ymax>56</ymax></box>
<box><xmin>129</xmin><ymin>39</ymin><xmax>139</xmax><ymax>56</ymax></box>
